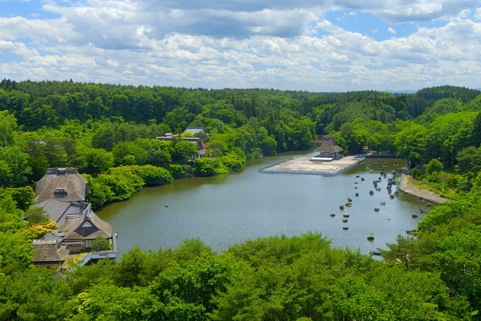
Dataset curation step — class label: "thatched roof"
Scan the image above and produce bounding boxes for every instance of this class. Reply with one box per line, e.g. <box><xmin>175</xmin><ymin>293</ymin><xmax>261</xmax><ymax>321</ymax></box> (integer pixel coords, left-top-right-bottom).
<box><xmin>32</xmin><ymin>240</ymin><xmax>69</xmax><ymax>265</ymax></box>
<box><xmin>61</xmin><ymin>211</ymin><xmax>112</xmax><ymax>241</ymax></box>
<box><xmin>315</xmin><ymin>140</ymin><xmax>344</xmax><ymax>153</ymax></box>
<box><xmin>35</xmin><ymin>168</ymin><xmax>89</xmax><ymax>203</ymax></box>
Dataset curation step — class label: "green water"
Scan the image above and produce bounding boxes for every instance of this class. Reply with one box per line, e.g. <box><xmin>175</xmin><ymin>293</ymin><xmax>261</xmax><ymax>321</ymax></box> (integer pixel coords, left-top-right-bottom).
<box><xmin>98</xmin><ymin>152</ymin><xmax>427</xmax><ymax>257</ymax></box>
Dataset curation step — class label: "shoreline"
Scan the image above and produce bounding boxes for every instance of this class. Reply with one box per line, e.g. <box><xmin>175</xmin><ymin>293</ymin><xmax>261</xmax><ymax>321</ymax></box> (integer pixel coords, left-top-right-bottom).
<box><xmin>399</xmin><ymin>166</ymin><xmax>450</xmax><ymax>204</ymax></box>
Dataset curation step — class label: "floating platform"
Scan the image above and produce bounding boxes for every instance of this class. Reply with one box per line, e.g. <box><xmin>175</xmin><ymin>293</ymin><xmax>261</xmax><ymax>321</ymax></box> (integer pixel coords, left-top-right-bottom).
<box><xmin>259</xmin><ymin>156</ymin><xmax>363</xmax><ymax>176</ymax></box>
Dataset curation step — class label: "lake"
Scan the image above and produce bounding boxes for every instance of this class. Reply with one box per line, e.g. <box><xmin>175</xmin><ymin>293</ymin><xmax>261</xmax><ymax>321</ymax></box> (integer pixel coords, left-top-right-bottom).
<box><xmin>98</xmin><ymin>151</ymin><xmax>428</xmax><ymax>257</ymax></box>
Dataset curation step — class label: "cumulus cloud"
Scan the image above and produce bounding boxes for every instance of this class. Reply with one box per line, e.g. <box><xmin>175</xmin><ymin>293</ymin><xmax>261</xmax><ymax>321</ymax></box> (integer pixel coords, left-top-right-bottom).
<box><xmin>0</xmin><ymin>0</ymin><xmax>480</xmax><ymax>91</ymax></box>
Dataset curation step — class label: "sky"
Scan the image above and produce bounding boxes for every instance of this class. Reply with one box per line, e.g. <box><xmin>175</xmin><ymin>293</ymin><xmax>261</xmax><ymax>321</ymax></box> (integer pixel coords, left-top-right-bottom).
<box><xmin>0</xmin><ymin>0</ymin><xmax>480</xmax><ymax>92</ymax></box>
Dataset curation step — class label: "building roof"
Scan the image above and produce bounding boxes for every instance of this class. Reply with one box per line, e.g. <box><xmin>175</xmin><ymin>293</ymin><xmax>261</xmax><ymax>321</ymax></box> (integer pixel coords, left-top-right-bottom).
<box><xmin>315</xmin><ymin>140</ymin><xmax>344</xmax><ymax>153</ymax></box>
<box><xmin>61</xmin><ymin>211</ymin><xmax>112</xmax><ymax>241</ymax></box>
<box><xmin>32</xmin><ymin>240</ymin><xmax>69</xmax><ymax>264</ymax></box>
<box><xmin>31</xmin><ymin>199</ymin><xmax>83</xmax><ymax>226</ymax></box>
<box><xmin>34</xmin><ymin>168</ymin><xmax>89</xmax><ymax>203</ymax></box>
<box><xmin>183</xmin><ymin>127</ymin><xmax>207</xmax><ymax>135</ymax></box>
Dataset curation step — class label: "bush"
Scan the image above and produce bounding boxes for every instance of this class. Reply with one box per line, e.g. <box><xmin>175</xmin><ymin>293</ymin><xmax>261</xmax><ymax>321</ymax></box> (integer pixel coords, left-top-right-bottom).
<box><xmin>91</xmin><ymin>236</ymin><xmax>111</xmax><ymax>251</ymax></box>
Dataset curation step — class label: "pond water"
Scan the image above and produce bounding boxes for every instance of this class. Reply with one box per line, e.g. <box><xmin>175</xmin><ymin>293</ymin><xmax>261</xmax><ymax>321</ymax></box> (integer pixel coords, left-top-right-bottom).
<box><xmin>98</xmin><ymin>151</ymin><xmax>430</xmax><ymax>257</ymax></box>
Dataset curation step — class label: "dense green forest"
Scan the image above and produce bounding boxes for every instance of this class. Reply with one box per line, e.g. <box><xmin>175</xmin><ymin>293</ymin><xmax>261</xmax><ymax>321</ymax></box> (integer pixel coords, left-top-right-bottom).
<box><xmin>1</xmin><ymin>80</ymin><xmax>481</xmax><ymax>319</ymax></box>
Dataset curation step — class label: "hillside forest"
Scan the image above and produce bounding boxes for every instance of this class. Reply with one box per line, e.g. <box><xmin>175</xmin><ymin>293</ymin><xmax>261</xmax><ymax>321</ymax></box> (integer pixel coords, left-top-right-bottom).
<box><xmin>1</xmin><ymin>80</ymin><xmax>481</xmax><ymax>319</ymax></box>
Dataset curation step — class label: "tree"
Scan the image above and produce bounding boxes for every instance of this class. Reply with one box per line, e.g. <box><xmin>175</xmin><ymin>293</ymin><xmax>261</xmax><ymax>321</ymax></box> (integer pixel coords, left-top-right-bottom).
<box><xmin>83</xmin><ymin>148</ymin><xmax>114</xmax><ymax>175</ymax></box>
<box><xmin>172</xmin><ymin>140</ymin><xmax>198</xmax><ymax>161</ymax></box>
<box><xmin>426</xmin><ymin>158</ymin><xmax>444</xmax><ymax>175</ymax></box>
<box><xmin>91</xmin><ymin>236</ymin><xmax>111</xmax><ymax>252</ymax></box>
<box><xmin>0</xmin><ymin>110</ymin><xmax>17</xmax><ymax>147</ymax></box>
<box><xmin>23</xmin><ymin>207</ymin><xmax>49</xmax><ymax>225</ymax></box>
<box><xmin>433</xmin><ymin>227</ymin><xmax>481</xmax><ymax>313</ymax></box>
<box><xmin>193</xmin><ymin>158</ymin><xmax>219</xmax><ymax>177</ymax></box>
<box><xmin>0</xmin><ymin>146</ymin><xmax>31</xmax><ymax>188</ymax></box>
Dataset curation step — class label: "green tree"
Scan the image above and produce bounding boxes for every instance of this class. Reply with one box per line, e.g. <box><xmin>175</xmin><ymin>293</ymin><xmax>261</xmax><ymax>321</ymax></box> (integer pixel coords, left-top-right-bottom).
<box><xmin>83</xmin><ymin>148</ymin><xmax>115</xmax><ymax>175</ymax></box>
<box><xmin>433</xmin><ymin>227</ymin><xmax>481</xmax><ymax>312</ymax></box>
<box><xmin>91</xmin><ymin>236</ymin><xmax>111</xmax><ymax>252</ymax></box>
<box><xmin>426</xmin><ymin>158</ymin><xmax>444</xmax><ymax>175</ymax></box>
<box><xmin>0</xmin><ymin>110</ymin><xmax>17</xmax><ymax>147</ymax></box>
<box><xmin>0</xmin><ymin>146</ymin><xmax>31</xmax><ymax>188</ymax></box>
<box><xmin>172</xmin><ymin>140</ymin><xmax>198</xmax><ymax>161</ymax></box>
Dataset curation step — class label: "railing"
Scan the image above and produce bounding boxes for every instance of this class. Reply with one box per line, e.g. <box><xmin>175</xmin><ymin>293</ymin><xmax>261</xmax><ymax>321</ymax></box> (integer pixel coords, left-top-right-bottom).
<box><xmin>78</xmin><ymin>233</ymin><xmax>118</xmax><ymax>266</ymax></box>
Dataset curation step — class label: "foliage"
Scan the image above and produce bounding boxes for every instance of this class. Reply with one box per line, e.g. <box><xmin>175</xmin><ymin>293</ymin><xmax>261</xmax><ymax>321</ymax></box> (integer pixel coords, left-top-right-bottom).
<box><xmin>91</xmin><ymin>236</ymin><xmax>111</xmax><ymax>252</ymax></box>
<box><xmin>426</xmin><ymin>158</ymin><xmax>444</xmax><ymax>175</ymax></box>
<box><xmin>193</xmin><ymin>158</ymin><xmax>225</xmax><ymax>177</ymax></box>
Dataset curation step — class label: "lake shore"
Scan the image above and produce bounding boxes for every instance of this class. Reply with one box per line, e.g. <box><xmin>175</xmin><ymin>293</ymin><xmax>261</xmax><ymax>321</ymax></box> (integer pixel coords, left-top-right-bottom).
<box><xmin>399</xmin><ymin>167</ymin><xmax>450</xmax><ymax>204</ymax></box>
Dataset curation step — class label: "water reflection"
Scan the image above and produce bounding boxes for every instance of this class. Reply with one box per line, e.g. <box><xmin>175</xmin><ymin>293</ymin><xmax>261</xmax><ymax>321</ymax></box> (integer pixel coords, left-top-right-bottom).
<box><xmin>98</xmin><ymin>152</ymin><xmax>428</xmax><ymax>258</ymax></box>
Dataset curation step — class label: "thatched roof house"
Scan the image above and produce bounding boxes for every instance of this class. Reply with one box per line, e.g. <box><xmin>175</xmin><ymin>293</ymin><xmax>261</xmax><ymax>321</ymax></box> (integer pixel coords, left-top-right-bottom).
<box><xmin>34</xmin><ymin>168</ymin><xmax>89</xmax><ymax>203</ymax></box>
<box><xmin>314</xmin><ymin>136</ymin><xmax>344</xmax><ymax>160</ymax></box>
<box><xmin>60</xmin><ymin>210</ymin><xmax>113</xmax><ymax>253</ymax></box>
<box><xmin>31</xmin><ymin>168</ymin><xmax>116</xmax><ymax>262</ymax></box>
<box><xmin>32</xmin><ymin>240</ymin><xmax>69</xmax><ymax>267</ymax></box>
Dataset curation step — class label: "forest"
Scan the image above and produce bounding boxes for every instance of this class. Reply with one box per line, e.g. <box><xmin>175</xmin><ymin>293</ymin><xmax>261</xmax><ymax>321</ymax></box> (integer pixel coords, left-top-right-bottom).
<box><xmin>1</xmin><ymin>79</ymin><xmax>481</xmax><ymax>320</ymax></box>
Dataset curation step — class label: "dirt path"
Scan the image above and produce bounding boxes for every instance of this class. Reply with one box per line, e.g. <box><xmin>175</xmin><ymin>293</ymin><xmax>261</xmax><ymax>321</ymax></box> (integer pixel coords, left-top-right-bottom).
<box><xmin>399</xmin><ymin>167</ymin><xmax>450</xmax><ymax>204</ymax></box>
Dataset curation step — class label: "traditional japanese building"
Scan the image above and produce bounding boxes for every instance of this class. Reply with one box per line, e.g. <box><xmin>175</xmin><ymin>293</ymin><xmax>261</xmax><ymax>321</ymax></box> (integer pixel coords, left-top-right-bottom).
<box><xmin>313</xmin><ymin>135</ymin><xmax>344</xmax><ymax>161</ymax></box>
<box><xmin>31</xmin><ymin>168</ymin><xmax>116</xmax><ymax>267</ymax></box>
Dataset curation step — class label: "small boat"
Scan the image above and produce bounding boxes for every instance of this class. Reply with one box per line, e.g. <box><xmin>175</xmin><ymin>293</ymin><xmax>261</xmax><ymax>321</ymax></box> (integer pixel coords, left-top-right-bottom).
<box><xmin>412</xmin><ymin>214</ymin><xmax>418</xmax><ymax>218</ymax></box>
<box><xmin>355</xmin><ymin>193</ymin><xmax>359</xmax><ymax>197</ymax></box>
<box><xmin>345</xmin><ymin>202</ymin><xmax>352</xmax><ymax>207</ymax></box>
<box><xmin>347</xmin><ymin>197</ymin><xmax>352</xmax><ymax>202</ymax></box>
<box><xmin>380</xmin><ymin>201</ymin><xmax>386</xmax><ymax>206</ymax></box>
<box><xmin>371</xmin><ymin>249</ymin><xmax>381</xmax><ymax>256</ymax></box>
<box><xmin>343</xmin><ymin>214</ymin><xmax>350</xmax><ymax>218</ymax></box>
<box><xmin>389</xmin><ymin>194</ymin><xmax>395</xmax><ymax>199</ymax></box>
<box><xmin>374</xmin><ymin>208</ymin><xmax>380</xmax><ymax>212</ymax></box>
<box><xmin>165</xmin><ymin>204</ymin><xmax>169</xmax><ymax>207</ymax></box>
<box><xmin>361</xmin><ymin>177</ymin><xmax>365</xmax><ymax>181</ymax></box>
<box><xmin>330</xmin><ymin>213</ymin><xmax>336</xmax><ymax>217</ymax></box>
<box><xmin>343</xmin><ymin>226</ymin><xmax>349</xmax><ymax>230</ymax></box>
<box><xmin>343</xmin><ymin>219</ymin><xmax>348</xmax><ymax>223</ymax></box>
<box><xmin>369</xmin><ymin>190</ymin><xmax>374</xmax><ymax>195</ymax></box>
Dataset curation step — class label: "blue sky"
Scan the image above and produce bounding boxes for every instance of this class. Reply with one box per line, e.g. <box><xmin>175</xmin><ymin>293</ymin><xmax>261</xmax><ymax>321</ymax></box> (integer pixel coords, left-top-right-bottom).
<box><xmin>0</xmin><ymin>0</ymin><xmax>480</xmax><ymax>92</ymax></box>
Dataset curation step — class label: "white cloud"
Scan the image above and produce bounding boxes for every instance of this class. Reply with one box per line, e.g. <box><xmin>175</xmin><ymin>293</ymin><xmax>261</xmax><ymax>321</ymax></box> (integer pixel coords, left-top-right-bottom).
<box><xmin>0</xmin><ymin>0</ymin><xmax>480</xmax><ymax>91</ymax></box>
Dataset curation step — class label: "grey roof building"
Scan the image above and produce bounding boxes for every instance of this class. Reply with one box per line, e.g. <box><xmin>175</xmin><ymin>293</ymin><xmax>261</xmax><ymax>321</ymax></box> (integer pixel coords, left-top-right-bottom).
<box><xmin>32</xmin><ymin>168</ymin><xmax>116</xmax><ymax>267</ymax></box>
<box><xmin>183</xmin><ymin>127</ymin><xmax>208</xmax><ymax>136</ymax></box>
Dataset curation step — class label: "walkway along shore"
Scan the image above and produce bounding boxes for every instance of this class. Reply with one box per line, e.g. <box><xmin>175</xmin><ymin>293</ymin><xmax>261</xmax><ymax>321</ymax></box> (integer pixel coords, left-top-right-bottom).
<box><xmin>399</xmin><ymin>166</ymin><xmax>450</xmax><ymax>204</ymax></box>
